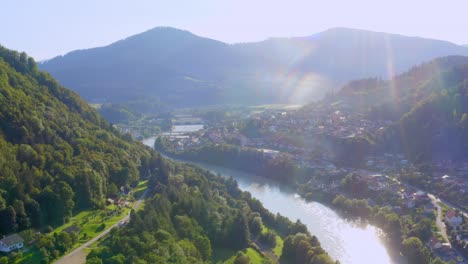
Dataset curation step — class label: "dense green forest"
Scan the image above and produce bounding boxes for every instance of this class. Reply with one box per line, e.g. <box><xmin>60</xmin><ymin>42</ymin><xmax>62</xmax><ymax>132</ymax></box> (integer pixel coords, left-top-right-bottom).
<box><xmin>0</xmin><ymin>45</ymin><xmax>160</xmax><ymax>236</ymax></box>
<box><xmin>87</xmin><ymin>160</ymin><xmax>337</xmax><ymax>264</ymax></box>
<box><xmin>154</xmin><ymin>139</ymin><xmax>299</xmax><ymax>183</ymax></box>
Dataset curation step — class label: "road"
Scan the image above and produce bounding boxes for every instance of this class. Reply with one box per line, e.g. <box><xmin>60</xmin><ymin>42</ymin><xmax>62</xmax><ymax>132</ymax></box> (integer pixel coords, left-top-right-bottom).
<box><xmin>385</xmin><ymin>175</ymin><xmax>467</xmax><ymax>218</ymax></box>
<box><xmin>54</xmin><ymin>188</ymin><xmax>149</xmax><ymax>264</ymax></box>
<box><xmin>386</xmin><ymin>175</ymin><xmax>468</xmax><ymax>261</ymax></box>
<box><xmin>428</xmin><ymin>194</ymin><xmax>449</xmax><ymax>243</ymax></box>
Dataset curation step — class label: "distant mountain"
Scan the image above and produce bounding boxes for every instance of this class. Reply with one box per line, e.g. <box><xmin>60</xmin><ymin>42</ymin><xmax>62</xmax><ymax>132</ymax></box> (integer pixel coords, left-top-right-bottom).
<box><xmin>40</xmin><ymin>27</ymin><xmax>468</xmax><ymax>110</ymax></box>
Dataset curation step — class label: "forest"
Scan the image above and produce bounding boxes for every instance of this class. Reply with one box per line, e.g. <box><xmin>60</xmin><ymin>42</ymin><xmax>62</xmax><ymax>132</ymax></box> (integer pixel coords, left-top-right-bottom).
<box><xmin>87</xmin><ymin>160</ymin><xmax>337</xmax><ymax>264</ymax></box>
<box><xmin>0</xmin><ymin>45</ymin><xmax>158</xmax><ymax>236</ymax></box>
<box><xmin>154</xmin><ymin>138</ymin><xmax>299</xmax><ymax>183</ymax></box>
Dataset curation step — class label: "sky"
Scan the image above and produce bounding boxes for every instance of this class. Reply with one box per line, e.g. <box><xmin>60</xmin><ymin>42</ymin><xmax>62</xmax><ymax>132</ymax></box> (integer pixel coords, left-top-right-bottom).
<box><xmin>2</xmin><ymin>0</ymin><xmax>467</xmax><ymax>60</ymax></box>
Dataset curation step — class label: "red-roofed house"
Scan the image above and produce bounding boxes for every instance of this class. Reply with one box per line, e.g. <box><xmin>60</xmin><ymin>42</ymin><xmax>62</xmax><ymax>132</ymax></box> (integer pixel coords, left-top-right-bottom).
<box><xmin>427</xmin><ymin>237</ymin><xmax>442</xmax><ymax>250</ymax></box>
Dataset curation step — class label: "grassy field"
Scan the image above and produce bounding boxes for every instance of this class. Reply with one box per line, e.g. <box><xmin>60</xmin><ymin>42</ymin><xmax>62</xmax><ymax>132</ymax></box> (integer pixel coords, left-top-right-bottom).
<box><xmin>244</xmin><ymin>248</ymin><xmax>265</xmax><ymax>263</ymax></box>
<box><xmin>16</xmin><ymin>178</ymin><xmax>151</xmax><ymax>264</ymax></box>
<box><xmin>55</xmin><ymin>205</ymin><xmax>130</xmax><ymax>243</ymax></box>
<box><xmin>133</xmin><ymin>180</ymin><xmax>148</xmax><ymax>198</ymax></box>
<box><xmin>260</xmin><ymin>224</ymin><xmax>283</xmax><ymax>258</ymax></box>
<box><xmin>273</xmin><ymin>235</ymin><xmax>284</xmax><ymax>257</ymax></box>
<box><xmin>222</xmin><ymin>247</ymin><xmax>266</xmax><ymax>264</ymax></box>
<box><xmin>16</xmin><ymin>205</ymin><xmax>131</xmax><ymax>264</ymax></box>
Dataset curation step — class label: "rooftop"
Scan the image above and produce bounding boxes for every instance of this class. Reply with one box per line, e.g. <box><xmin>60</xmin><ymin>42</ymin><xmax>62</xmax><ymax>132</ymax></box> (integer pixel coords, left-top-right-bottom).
<box><xmin>0</xmin><ymin>234</ymin><xmax>24</xmax><ymax>246</ymax></box>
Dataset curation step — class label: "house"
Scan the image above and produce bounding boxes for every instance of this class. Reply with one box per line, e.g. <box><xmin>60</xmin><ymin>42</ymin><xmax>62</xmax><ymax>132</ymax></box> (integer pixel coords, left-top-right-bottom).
<box><xmin>413</xmin><ymin>190</ymin><xmax>429</xmax><ymax>201</ymax></box>
<box><xmin>106</xmin><ymin>198</ymin><xmax>115</xmax><ymax>205</ymax></box>
<box><xmin>116</xmin><ymin>198</ymin><xmax>131</xmax><ymax>208</ymax></box>
<box><xmin>0</xmin><ymin>234</ymin><xmax>24</xmax><ymax>253</ymax></box>
<box><xmin>427</xmin><ymin>237</ymin><xmax>442</xmax><ymax>250</ymax></box>
<box><xmin>119</xmin><ymin>186</ymin><xmax>131</xmax><ymax>196</ymax></box>
<box><xmin>445</xmin><ymin>210</ymin><xmax>463</xmax><ymax>228</ymax></box>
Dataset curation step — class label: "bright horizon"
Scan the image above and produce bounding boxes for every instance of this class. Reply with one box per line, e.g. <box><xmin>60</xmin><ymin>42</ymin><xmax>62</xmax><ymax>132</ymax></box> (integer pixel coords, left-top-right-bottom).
<box><xmin>2</xmin><ymin>0</ymin><xmax>468</xmax><ymax>60</ymax></box>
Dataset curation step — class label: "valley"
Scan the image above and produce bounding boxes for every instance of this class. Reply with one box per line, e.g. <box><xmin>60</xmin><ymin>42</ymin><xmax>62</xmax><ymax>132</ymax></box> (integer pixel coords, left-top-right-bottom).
<box><xmin>2</xmin><ymin>5</ymin><xmax>468</xmax><ymax>263</ymax></box>
<box><xmin>143</xmin><ymin>137</ymin><xmax>402</xmax><ymax>264</ymax></box>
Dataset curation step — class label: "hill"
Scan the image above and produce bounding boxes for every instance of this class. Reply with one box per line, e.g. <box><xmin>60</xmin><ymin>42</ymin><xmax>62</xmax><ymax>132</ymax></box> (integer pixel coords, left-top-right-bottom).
<box><xmin>333</xmin><ymin>56</ymin><xmax>468</xmax><ymax>162</ymax></box>
<box><xmin>0</xmin><ymin>45</ymin><xmax>335</xmax><ymax>264</ymax></box>
<box><xmin>40</xmin><ymin>27</ymin><xmax>468</xmax><ymax>111</ymax></box>
<box><xmin>0</xmin><ymin>45</ymin><xmax>154</xmax><ymax>229</ymax></box>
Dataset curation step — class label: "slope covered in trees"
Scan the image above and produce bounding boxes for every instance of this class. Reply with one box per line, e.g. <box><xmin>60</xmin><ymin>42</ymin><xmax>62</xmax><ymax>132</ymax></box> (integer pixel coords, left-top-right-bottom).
<box><xmin>87</xmin><ymin>161</ymin><xmax>337</xmax><ymax>264</ymax></box>
<box><xmin>334</xmin><ymin>56</ymin><xmax>468</xmax><ymax>162</ymax></box>
<box><xmin>0</xmin><ymin>45</ymin><xmax>157</xmax><ymax>233</ymax></box>
<box><xmin>40</xmin><ymin>27</ymin><xmax>468</xmax><ymax>110</ymax></box>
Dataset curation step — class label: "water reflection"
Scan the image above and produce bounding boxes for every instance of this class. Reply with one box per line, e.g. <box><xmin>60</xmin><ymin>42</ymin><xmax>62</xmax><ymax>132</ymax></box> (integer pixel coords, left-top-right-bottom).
<box><xmin>142</xmin><ymin>138</ymin><xmax>402</xmax><ymax>264</ymax></box>
<box><xmin>241</xmin><ymin>182</ymin><xmax>393</xmax><ymax>264</ymax></box>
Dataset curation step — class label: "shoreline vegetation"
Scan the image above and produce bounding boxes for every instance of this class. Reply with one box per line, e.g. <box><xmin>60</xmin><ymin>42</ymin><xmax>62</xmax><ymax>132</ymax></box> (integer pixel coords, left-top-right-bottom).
<box><xmin>153</xmin><ymin>138</ymin><xmax>446</xmax><ymax>264</ymax></box>
<box><xmin>85</xmin><ymin>157</ymin><xmax>338</xmax><ymax>264</ymax></box>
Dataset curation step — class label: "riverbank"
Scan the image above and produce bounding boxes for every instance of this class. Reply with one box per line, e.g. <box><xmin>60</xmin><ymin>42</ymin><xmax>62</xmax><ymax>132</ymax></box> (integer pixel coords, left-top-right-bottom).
<box><xmin>144</xmin><ymin>137</ymin><xmax>402</xmax><ymax>264</ymax></box>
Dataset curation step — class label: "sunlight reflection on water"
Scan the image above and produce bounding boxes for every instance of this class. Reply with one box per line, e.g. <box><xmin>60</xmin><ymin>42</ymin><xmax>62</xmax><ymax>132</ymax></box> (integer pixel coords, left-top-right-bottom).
<box><xmin>142</xmin><ymin>138</ymin><xmax>402</xmax><ymax>264</ymax></box>
<box><xmin>241</xmin><ymin>183</ymin><xmax>396</xmax><ymax>264</ymax></box>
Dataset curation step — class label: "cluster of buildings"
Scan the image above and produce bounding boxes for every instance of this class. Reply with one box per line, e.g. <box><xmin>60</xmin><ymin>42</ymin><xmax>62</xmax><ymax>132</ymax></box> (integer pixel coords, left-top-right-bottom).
<box><xmin>427</xmin><ymin>209</ymin><xmax>467</xmax><ymax>263</ymax></box>
<box><xmin>106</xmin><ymin>186</ymin><xmax>132</xmax><ymax>208</ymax></box>
<box><xmin>249</xmin><ymin>101</ymin><xmax>391</xmax><ymax>141</ymax></box>
<box><xmin>156</xmin><ymin>105</ymin><xmax>467</xmax><ymax>262</ymax></box>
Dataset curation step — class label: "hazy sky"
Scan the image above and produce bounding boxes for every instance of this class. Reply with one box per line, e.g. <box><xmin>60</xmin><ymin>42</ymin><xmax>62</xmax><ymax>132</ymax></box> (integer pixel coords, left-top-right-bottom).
<box><xmin>2</xmin><ymin>0</ymin><xmax>467</xmax><ymax>60</ymax></box>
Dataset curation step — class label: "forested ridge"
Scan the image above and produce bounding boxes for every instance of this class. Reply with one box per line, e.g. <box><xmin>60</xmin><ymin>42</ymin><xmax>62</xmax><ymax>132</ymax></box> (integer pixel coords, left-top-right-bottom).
<box><xmin>0</xmin><ymin>44</ymin><xmax>158</xmax><ymax>232</ymax></box>
<box><xmin>0</xmin><ymin>45</ymin><xmax>336</xmax><ymax>263</ymax></box>
<box><xmin>87</xmin><ymin>161</ymin><xmax>337</xmax><ymax>264</ymax></box>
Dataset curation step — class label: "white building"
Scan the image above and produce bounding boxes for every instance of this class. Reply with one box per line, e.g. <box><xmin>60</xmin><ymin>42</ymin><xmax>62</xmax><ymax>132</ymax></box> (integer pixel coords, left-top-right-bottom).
<box><xmin>0</xmin><ymin>234</ymin><xmax>24</xmax><ymax>253</ymax></box>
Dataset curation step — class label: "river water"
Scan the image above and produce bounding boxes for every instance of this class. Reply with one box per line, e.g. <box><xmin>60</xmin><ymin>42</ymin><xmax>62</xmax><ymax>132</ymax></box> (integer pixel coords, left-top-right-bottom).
<box><xmin>142</xmin><ymin>138</ymin><xmax>403</xmax><ymax>264</ymax></box>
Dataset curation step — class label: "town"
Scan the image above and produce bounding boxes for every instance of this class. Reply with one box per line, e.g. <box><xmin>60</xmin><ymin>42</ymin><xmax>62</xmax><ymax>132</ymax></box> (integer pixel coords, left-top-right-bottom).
<box><xmin>147</xmin><ymin>102</ymin><xmax>467</xmax><ymax>263</ymax></box>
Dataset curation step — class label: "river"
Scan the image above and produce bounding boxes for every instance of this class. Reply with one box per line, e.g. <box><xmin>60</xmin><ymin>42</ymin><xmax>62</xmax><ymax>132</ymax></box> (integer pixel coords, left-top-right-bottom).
<box><xmin>142</xmin><ymin>138</ymin><xmax>403</xmax><ymax>264</ymax></box>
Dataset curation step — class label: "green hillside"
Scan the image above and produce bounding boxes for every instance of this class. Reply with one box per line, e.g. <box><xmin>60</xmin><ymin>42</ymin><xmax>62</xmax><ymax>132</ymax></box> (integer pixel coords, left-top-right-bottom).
<box><xmin>0</xmin><ymin>45</ymin><xmax>154</xmax><ymax>231</ymax></box>
<box><xmin>335</xmin><ymin>56</ymin><xmax>468</xmax><ymax>162</ymax></box>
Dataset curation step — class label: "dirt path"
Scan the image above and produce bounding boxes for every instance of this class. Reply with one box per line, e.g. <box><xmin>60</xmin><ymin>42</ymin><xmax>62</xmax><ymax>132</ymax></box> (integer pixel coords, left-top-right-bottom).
<box><xmin>54</xmin><ymin>188</ymin><xmax>149</xmax><ymax>264</ymax></box>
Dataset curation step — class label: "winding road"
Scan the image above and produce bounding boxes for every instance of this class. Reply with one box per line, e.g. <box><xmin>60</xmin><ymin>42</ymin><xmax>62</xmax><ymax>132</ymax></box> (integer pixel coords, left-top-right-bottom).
<box><xmin>54</xmin><ymin>188</ymin><xmax>149</xmax><ymax>264</ymax></box>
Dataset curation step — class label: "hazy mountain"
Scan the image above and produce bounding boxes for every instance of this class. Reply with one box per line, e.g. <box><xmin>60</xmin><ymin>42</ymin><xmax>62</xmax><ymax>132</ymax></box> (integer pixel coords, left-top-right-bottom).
<box><xmin>40</xmin><ymin>27</ymin><xmax>468</xmax><ymax>110</ymax></box>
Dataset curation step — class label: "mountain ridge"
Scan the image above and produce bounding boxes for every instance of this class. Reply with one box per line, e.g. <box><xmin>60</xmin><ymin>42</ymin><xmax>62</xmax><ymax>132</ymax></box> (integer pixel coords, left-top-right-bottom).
<box><xmin>40</xmin><ymin>27</ymin><xmax>468</xmax><ymax>110</ymax></box>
